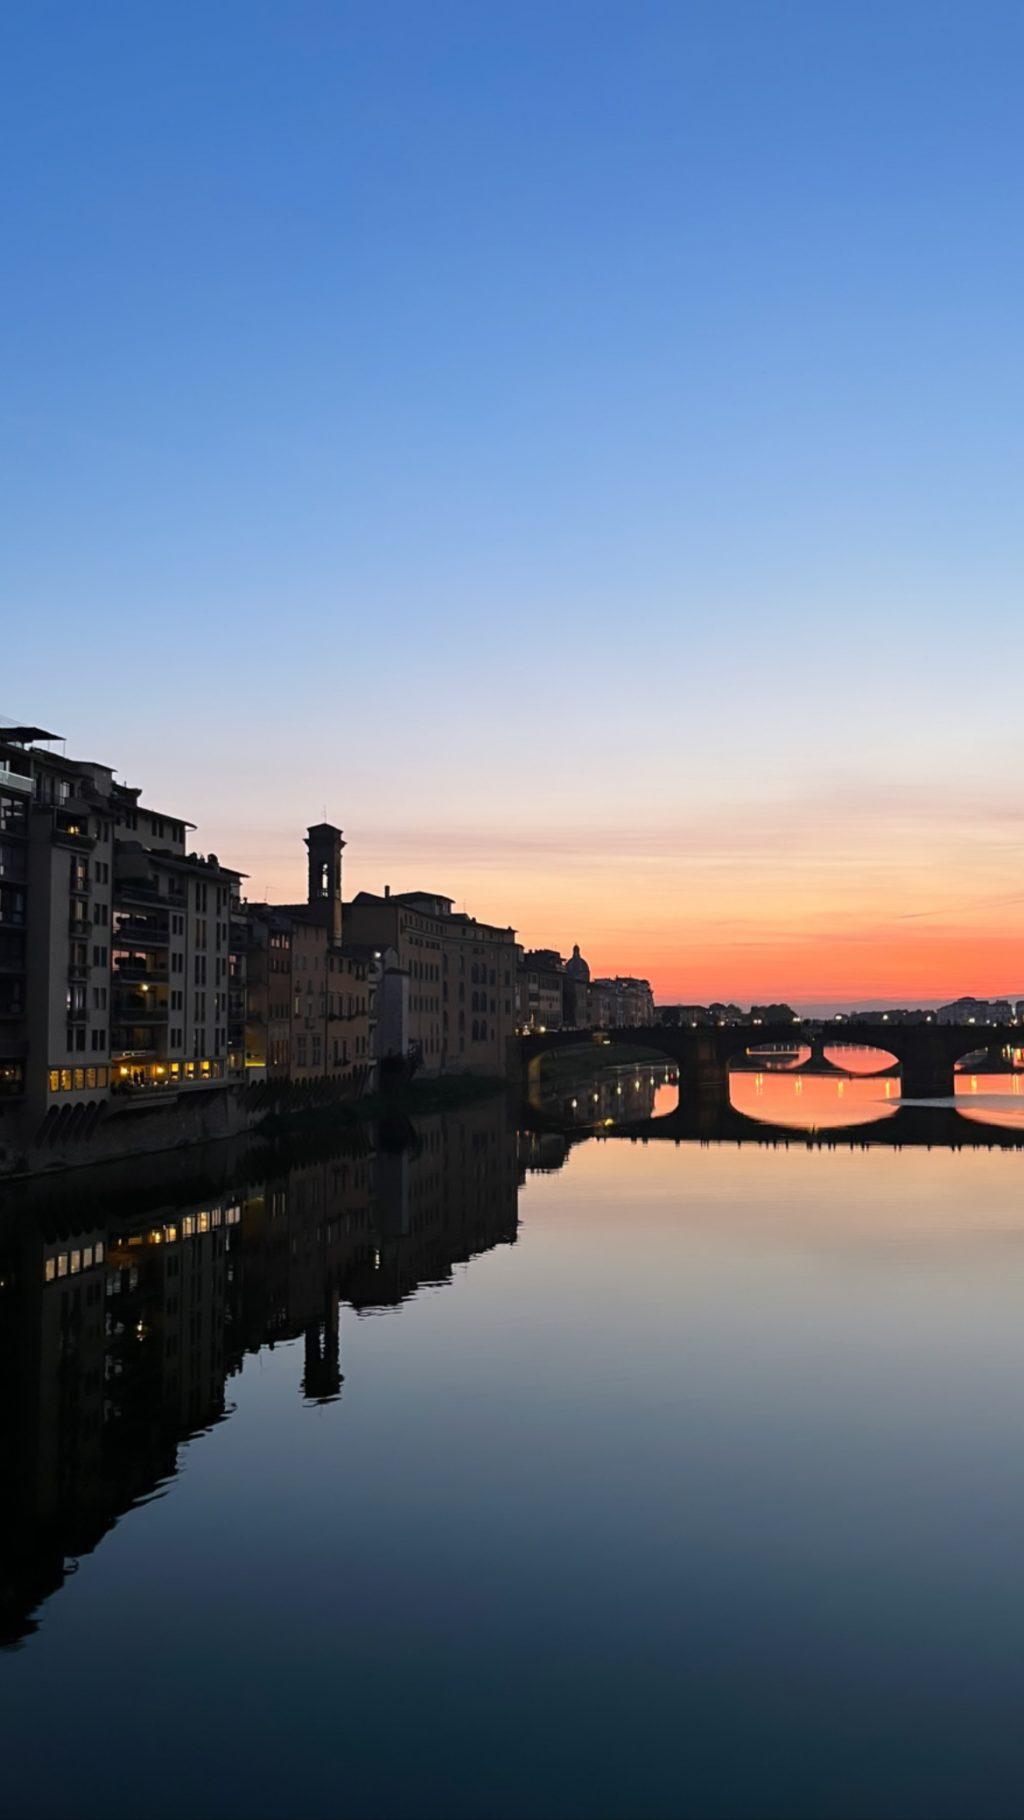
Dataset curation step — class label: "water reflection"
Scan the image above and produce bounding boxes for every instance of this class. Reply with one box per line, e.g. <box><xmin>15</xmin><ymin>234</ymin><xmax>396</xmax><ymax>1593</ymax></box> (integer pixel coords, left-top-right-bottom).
<box><xmin>955</xmin><ymin>1071</ymin><xmax>1024</xmax><ymax>1130</ymax></box>
<box><xmin>822</xmin><ymin>1042</ymin><xmax>898</xmax><ymax>1074</ymax></box>
<box><xmin>534</xmin><ymin>1059</ymin><xmax>679</xmax><ymax>1126</ymax></box>
<box><xmin>0</xmin><ymin>1100</ymin><xmax>518</xmax><ymax>1649</ymax></box>
<box><xmin>8</xmin><ymin>1087</ymin><xmax>1024</xmax><ymax>1819</ymax></box>
<box><xmin>730</xmin><ymin>1068</ymin><xmax>901</xmax><ymax>1131</ymax></box>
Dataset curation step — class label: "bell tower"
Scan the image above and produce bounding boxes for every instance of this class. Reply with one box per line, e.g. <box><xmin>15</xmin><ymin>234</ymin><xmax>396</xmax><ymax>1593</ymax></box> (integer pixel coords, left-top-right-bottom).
<box><xmin>305</xmin><ymin>822</ymin><xmax>345</xmax><ymax>942</ymax></box>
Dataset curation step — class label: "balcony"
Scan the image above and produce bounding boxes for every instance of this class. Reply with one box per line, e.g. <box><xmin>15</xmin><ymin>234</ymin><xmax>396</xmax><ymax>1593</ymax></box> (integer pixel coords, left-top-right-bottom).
<box><xmin>68</xmin><ymin>913</ymin><xmax>92</xmax><ymax>937</ymax></box>
<box><xmin>66</xmin><ymin>1005</ymin><xmax>88</xmax><ymax>1024</ymax></box>
<box><xmin>114</xmin><ymin>994</ymin><xmax>169</xmax><ymax>1024</ymax></box>
<box><xmin>0</xmin><ymin>765</ymin><xmax>33</xmax><ymax>797</ymax></box>
<box><xmin>114</xmin><ymin>957</ymin><xmax>169</xmax><ymax>983</ymax></box>
<box><xmin>54</xmin><ymin>822</ymin><xmax>94</xmax><ymax>851</ymax></box>
<box><xmin>117</xmin><ymin>880</ymin><xmax>183</xmax><ymax>908</ymax></box>
<box><xmin>113</xmin><ymin>917</ymin><xmax>169</xmax><ymax>947</ymax></box>
<box><xmin>67</xmin><ymin>962</ymin><xmax>88</xmax><ymax>982</ymax></box>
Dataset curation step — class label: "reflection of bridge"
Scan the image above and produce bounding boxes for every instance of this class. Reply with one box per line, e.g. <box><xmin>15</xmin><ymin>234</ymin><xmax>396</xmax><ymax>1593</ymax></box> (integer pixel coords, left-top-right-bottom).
<box><xmin>520</xmin><ymin>1021</ymin><xmax>1021</xmax><ymax>1103</ymax></box>
<box><xmin>519</xmin><ymin>1096</ymin><xmax>1024</xmax><ymax>1152</ymax></box>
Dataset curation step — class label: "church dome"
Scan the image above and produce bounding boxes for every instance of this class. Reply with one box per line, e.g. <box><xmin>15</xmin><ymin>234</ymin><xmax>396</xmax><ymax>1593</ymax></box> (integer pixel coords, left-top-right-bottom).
<box><xmin>565</xmin><ymin>943</ymin><xmax>590</xmax><ymax>983</ymax></box>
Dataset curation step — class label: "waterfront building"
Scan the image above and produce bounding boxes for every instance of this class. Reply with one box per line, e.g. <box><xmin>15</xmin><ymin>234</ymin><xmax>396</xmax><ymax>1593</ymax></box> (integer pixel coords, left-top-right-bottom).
<box><xmin>935</xmin><ymin>996</ymin><xmax>1014</xmax><ymax>1025</ymax></box>
<box><xmin>345</xmin><ymin>887</ymin><xmax>517</xmax><ymax>1076</ymax></box>
<box><xmin>0</xmin><ymin>720</ymin><xmax>245</xmax><ymax>1163</ymax></box>
<box><xmin>588</xmin><ymin>975</ymin><xmax>656</xmax><ymax>1028</ymax></box>
<box><xmin>244</xmin><ymin>824</ymin><xmax>376</xmax><ymax>1090</ymax></box>
<box><xmin>518</xmin><ymin>948</ymin><xmax>565</xmax><ymax>1031</ymax></box>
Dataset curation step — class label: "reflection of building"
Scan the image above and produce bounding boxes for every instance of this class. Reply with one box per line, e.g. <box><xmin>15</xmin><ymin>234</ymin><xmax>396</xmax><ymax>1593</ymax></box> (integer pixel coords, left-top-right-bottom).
<box><xmin>346</xmin><ymin>1099</ymin><xmax>518</xmax><ymax>1308</ymax></box>
<box><xmin>533</xmin><ymin>1060</ymin><xmax>674</xmax><ymax>1127</ymax></box>
<box><xmin>0</xmin><ymin>1093</ymin><xmax>520</xmax><ymax>1645</ymax></box>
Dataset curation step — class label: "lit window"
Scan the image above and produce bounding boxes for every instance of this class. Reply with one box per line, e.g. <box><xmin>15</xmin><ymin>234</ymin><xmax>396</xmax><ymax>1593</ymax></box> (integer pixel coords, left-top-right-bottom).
<box><xmin>49</xmin><ymin>1069</ymin><xmax>60</xmax><ymax>1094</ymax></box>
<box><xmin>44</xmin><ymin>1257</ymin><xmax>56</xmax><ymax>1283</ymax></box>
<box><xmin>57</xmin><ymin>1253</ymin><xmax>68</xmax><ymax>1278</ymax></box>
<box><xmin>70</xmin><ymin>1250</ymin><xmax>81</xmax><ymax>1274</ymax></box>
<box><xmin>95</xmin><ymin>1241</ymin><xmax>104</xmax><ymax>1263</ymax></box>
<box><xmin>83</xmin><ymin>1246</ymin><xmax>93</xmax><ymax>1268</ymax></box>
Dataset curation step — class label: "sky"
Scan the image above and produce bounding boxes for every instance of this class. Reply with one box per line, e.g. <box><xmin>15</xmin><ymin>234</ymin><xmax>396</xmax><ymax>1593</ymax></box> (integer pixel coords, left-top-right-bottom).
<box><xmin>3</xmin><ymin>1</ymin><xmax>1023</xmax><ymax>1010</ymax></box>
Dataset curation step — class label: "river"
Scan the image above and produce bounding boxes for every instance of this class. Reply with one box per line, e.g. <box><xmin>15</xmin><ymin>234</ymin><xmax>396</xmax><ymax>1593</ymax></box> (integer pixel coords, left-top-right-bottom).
<box><xmin>4</xmin><ymin>1067</ymin><xmax>1024</xmax><ymax>1819</ymax></box>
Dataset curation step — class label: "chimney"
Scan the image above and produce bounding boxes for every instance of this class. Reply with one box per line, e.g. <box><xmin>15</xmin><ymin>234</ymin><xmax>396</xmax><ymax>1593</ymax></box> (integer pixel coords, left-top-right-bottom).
<box><xmin>384</xmin><ymin>883</ymin><xmax>390</xmax><ymax>899</ymax></box>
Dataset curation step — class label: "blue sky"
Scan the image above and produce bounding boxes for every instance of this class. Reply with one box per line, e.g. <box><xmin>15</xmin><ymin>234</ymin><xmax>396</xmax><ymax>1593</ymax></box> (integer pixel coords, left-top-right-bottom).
<box><xmin>3</xmin><ymin>2</ymin><xmax>1022</xmax><ymax>1001</ymax></box>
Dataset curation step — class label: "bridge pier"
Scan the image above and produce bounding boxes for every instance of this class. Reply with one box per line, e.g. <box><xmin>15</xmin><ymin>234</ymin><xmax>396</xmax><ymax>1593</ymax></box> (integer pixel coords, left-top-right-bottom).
<box><xmin>898</xmin><ymin>1054</ymin><xmax>955</xmax><ymax>1101</ymax></box>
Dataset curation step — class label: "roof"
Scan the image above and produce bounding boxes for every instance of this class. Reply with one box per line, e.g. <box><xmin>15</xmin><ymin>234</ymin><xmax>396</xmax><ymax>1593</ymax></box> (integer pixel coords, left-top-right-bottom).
<box><xmin>0</xmin><ymin>724</ymin><xmax>61</xmax><ymax>745</ymax></box>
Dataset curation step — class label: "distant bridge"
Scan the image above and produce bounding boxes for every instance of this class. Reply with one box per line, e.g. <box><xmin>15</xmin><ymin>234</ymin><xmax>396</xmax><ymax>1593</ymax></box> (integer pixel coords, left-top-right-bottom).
<box><xmin>519</xmin><ymin>1020</ymin><xmax>1022</xmax><ymax>1104</ymax></box>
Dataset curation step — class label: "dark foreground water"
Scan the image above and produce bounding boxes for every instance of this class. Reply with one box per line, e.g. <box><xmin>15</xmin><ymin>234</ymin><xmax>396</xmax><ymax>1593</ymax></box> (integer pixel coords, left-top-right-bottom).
<box><xmin>5</xmin><ymin>1079</ymin><xmax>1024</xmax><ymax>1819</ymax></box>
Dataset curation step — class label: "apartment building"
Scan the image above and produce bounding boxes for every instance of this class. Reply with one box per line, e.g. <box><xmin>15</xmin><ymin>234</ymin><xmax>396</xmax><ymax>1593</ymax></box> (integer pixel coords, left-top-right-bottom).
<box><xmin>0</xmin><ymin>721</ymin><xmax>245</xmax><ymax>1153</ymax></box>
<box><xmin>345</xmin><ymin>888</ymin><xmax>517</xmax><ymax>1076</ymax></box>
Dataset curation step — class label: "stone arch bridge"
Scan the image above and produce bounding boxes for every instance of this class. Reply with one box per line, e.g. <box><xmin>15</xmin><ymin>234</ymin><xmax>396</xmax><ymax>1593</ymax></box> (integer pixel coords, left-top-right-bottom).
<box><xmin>519</xmin><ymin>1021</ymin><xmax>1021</xmax><ymax>1104</ymax></box>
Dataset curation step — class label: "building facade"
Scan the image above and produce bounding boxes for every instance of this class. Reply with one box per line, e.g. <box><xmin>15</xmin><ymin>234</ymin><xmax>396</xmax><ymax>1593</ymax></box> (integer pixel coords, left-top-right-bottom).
<box><xmin>345</xmin><ymin>888</ymin><xmax>517</xmax><ymax>1076</ymax></box>
<box><xmin>517</xmin><ymin>948</ymin><xmax>565</xmax><ymax>1031</ymax></box>
<box><xmin>0</xmin><ymin>721</ymin><xmax>245</xmax><ymax>1165</ymax></box>
<box><xmin>243</xmin><ymin>825</ymin><xmax>376</xmax><ymax>1092</ymax></box>
<box><xmin>588</xmin><ymin>976</ymin><xmax>656</xmax><ymax>1028</ymax></box>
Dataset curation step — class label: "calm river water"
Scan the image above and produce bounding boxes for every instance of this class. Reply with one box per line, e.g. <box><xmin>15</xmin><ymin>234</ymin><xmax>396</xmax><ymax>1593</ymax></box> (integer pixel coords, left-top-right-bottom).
<box><xmin>4</xmin><ymin>1068</ymin><xmax>1024</xmax><ymax>1819</ymax></box>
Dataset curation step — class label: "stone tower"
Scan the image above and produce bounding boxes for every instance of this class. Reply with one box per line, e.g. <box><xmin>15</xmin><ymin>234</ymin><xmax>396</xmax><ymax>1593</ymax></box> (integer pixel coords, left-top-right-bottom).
<box><xmin>305</xmin><ymin>822</ymin><xmax>345</xmax><ymax>942</ymax></box>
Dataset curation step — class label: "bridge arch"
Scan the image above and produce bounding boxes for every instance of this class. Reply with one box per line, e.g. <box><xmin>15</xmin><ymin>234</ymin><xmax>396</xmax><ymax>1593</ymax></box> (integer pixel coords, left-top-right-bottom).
<box><xmin>518</xmin><ymin>1021</ymin><xmax>1024</xmax><ymax>1109</ymax></box>
<box><xmin>522</xmin><ymin>1033</ymin><xmax>681</xmax><ymax>1126</ymax></box>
